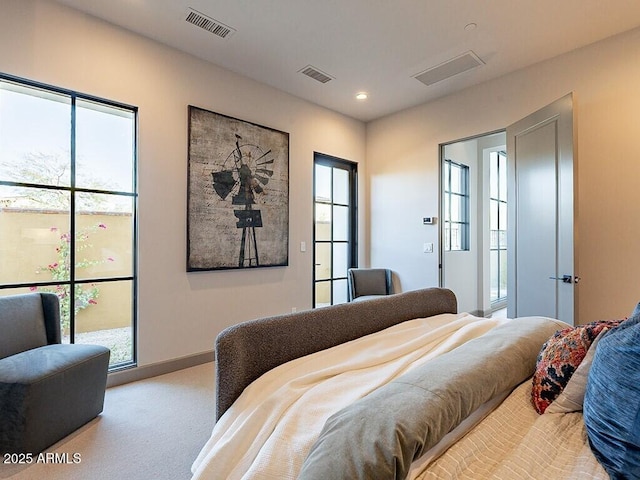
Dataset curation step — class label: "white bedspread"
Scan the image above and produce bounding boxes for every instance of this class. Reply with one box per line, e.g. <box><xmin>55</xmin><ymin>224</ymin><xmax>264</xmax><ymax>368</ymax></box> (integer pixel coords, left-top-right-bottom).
<box><xmin>191</xmin><ymin>313</ymin><xmax>510</xmax><ymax>480</ymax></box>
<box><xmin>417</xmin><ymin>381</ymin><xmax>607</xmax><ymax>480</ymax></box>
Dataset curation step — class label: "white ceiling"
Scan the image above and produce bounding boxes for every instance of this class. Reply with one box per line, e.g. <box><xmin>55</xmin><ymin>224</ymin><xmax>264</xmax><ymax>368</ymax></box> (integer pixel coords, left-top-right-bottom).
<box><xmin>53</xmin><ymin>0</ymin><xmax>640</xmax><ymax>122</ymax></box>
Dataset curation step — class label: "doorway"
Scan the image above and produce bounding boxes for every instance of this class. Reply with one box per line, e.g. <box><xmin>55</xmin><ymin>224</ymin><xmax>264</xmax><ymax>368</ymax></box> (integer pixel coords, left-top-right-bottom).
<box><xmin>313</xmin><ymin>153</ymin><xmax>357</xmax><ymax>308</ymax></box>
<box><xmin>440</xmin><ymin>131</ymin><xmax>506</xmax><ymax>316</ymax></box>
<box><xmin>440</xmin><ymin>94</ymin><xmax>576</xmax><ymax>324</ymax></box>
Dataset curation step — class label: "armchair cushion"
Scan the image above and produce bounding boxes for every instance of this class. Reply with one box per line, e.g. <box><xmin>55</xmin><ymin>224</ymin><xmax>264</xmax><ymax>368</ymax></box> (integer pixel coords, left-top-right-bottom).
<box><xmin>0</xmin><ymin>344</ymin><xmax>110</xmax><ymax>454</ymax></box>
<box><xmin>348</xmin><ymin>268</ymin><xmax>392</xmax><ymax>301</ymax></box>
<box><xmin>0</xmin><ymin>294</ymin><xmax>49</xmax><ymax>359</ymax></box>
<box><xmin>354</xmin><ymin>270</ymin><xmax>388</xmax><ymax>295</ymax></box>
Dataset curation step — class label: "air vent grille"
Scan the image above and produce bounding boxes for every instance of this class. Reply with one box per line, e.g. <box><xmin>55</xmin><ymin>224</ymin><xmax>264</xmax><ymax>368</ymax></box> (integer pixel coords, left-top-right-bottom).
<box><xmin>299</xmin><ymin>65</ymin><xmax>334</xmax><ymax>84</ymax></box>
<box><xmin>413</xmin><ymin>51</ymin><xmax>484</xmax><ymax>86</ymax></box>
<box><xmin>185</xmin><ymin>8</ymin><xmax>236</xmax><ymax>39</ymax></box>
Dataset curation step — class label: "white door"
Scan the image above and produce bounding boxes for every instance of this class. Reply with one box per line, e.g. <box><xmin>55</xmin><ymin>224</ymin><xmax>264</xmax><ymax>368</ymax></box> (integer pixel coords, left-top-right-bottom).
<box><xmin>506</xmin><ymin>94</ymin><xmax>576</xmax><ymax>324</ymax></box>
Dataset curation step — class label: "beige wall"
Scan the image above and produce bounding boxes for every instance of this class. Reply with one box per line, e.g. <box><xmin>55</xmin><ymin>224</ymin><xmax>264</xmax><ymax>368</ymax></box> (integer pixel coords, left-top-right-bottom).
<box><xmin>367</xmin><ymin>27</ymin><xmax>640</xmax><ymax>324</ymax></box>
<box><xmin>0</xmin><ymin>0</ymin><xmax>366</xmax><ymax>365</ymax></box>
<box><xmin>0</xmin><ymin>210</ymin><xmax>131</xmax><ymax>332</ymax></box>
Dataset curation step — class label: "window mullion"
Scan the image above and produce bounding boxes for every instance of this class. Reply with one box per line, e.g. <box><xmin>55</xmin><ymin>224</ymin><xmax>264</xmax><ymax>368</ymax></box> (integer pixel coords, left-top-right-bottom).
<box><xmin>69</xmin><ymin>95</ymin><xmax>77</xmax><ymax>344</ymax></box>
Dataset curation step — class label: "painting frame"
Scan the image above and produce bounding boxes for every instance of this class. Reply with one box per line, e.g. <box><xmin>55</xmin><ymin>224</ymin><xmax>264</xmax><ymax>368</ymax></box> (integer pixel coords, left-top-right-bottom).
<box><xmin>187</xmin><ymin>106</ymin><xmax>289</xmax><ymax>271</ymax></box>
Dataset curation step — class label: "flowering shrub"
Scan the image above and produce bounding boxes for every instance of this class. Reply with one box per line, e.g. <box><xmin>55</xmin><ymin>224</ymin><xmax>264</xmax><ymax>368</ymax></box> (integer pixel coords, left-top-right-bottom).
<box><xmin>33</xmin><ymin>223</ymin><xmax>112</xmax><ymax>333</ymax></box>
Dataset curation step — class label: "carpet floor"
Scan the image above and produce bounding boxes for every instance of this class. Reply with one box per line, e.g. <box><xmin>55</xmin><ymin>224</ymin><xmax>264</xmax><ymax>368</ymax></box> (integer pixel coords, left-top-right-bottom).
<box><xmin>0</xmin><ymin>362</ymin><xmax>216</xmax><ymax>480</ymax></box>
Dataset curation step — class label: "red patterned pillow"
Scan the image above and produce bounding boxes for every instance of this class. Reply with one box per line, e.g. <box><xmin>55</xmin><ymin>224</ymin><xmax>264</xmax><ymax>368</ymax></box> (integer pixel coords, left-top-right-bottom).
<box><xmin>531</xmin><ymin>319</ymin><xmax>623</xmax><ymax>414</ymax></box>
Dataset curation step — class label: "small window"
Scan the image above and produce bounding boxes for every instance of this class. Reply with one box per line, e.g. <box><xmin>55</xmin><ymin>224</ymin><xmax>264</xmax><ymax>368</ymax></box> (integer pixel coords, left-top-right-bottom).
<box><xmin>443</xmin><ymin>159</ymin><xmax>469</xmax><ymax>251</ymax></box>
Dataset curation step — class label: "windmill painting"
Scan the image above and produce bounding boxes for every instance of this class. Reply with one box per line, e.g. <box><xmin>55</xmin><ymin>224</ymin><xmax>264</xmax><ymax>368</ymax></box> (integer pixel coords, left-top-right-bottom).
<box><xmin>187</xmin><ymin>106</ymin><xmax>289</xmax><ymax>271</ymax></box>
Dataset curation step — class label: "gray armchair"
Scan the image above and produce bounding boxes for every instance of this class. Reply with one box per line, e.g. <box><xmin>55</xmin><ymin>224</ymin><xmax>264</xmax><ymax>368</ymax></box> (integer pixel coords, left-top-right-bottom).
<box><xmin>347</xmin><ymin>268</ymin><xmax>393</xmax><ymax>302</ymax></box>
<box><xmin>0</xmin><ymin>292</ymin><xmax>110</xmax><ymax>454</ymax></box>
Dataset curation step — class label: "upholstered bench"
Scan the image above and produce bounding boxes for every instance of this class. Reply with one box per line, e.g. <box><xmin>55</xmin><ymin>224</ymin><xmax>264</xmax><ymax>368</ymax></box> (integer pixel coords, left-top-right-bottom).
<box><xmin>0</xmin><ymin>293</ymin><xmax>110</xmax><ymax>454</ymax></box>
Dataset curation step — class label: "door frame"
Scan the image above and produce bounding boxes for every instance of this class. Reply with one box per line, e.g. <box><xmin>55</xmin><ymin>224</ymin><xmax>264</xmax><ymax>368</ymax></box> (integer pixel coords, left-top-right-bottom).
<box><xmin>438</xmin><ymin>129</ymin><xmax>506</xmax><ymax>316</ymax></box>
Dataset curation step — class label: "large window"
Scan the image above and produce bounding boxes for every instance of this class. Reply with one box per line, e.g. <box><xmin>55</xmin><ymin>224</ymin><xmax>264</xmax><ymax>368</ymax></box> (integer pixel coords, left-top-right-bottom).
<box><xmin>490</xmin><ymin>150</ymin><xmax>507</xmax><ymax>303</ymax></box>
<box><xmin>443</xmin><ymin>159</ymin><xmax>469</xmax><ymax>251</ymax></box>
<box><xmin>313</xmin><ymin>153</ymin><xmax>357</xmax><ymax>307</ymax></box>
<box><xmin>0</xmin><ymin>75</ymin><xmax>137</xmax><ymax>370</ymax></box>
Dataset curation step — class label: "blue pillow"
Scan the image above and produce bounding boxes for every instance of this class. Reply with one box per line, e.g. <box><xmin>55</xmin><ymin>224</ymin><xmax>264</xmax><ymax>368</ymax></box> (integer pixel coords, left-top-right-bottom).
<box><xmin>583</xmin><ymin>312</ymin><xmax>640</xmax><ymax>479</ymax></box>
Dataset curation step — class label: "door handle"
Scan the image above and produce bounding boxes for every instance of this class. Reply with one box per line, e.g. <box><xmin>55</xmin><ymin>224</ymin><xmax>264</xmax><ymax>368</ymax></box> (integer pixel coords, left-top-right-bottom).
<box><xmin>548</xmin><ymin>275</ymin><xmax>572</xmax><ymax>283</ymax></box>
<box><xmin>548</xmin><ymin>275</ymin><xmax>579</xmax><ymax>284</ymax></box>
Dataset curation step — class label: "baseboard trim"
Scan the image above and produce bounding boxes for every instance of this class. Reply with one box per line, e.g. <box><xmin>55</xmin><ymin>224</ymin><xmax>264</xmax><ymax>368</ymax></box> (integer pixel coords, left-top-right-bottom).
<box><xmin>106</xmin><ymin>350</ymin><xmax>214</xmax><ymax>388</ymax></box>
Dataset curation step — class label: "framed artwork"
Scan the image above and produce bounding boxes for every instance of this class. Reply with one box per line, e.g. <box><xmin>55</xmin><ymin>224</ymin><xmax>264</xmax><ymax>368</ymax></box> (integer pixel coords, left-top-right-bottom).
<box><xmin>187</xmin><ymin>106</ymin><xmax>289</xmax><ymax>271</ymax></box>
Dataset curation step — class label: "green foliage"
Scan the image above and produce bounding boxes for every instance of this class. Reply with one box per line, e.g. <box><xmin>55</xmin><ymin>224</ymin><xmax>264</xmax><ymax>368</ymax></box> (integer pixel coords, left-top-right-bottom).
<box><xmin>34</xmin><ymin>223</ymin><xmax>110</xmax><ymax>333</ymax></box>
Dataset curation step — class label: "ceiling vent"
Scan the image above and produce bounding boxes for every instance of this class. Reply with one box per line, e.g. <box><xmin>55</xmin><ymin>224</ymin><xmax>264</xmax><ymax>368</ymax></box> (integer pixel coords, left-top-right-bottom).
<box><xmin>413</xmin><ymin>51</ymin><xmax>484</xmax><ymax>86</ymax></box>
<box><xmin>299</xmin><ymin>65</ymin><xmax>334</xmax><ymax>84</ymax></box>
<box><xmin>185</xmin><ymin>8</ymin><xmax>236</xmax><ymax>39</ymax></box>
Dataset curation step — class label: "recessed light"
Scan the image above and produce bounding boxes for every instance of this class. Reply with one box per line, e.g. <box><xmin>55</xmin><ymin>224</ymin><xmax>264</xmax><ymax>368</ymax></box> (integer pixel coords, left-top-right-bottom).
<box><xmin>355</xmin><ymin>92</ymin><xmax>368</xmax><ymax>100</ymax></box>
<box><xmin>464</xmin><ymin>22</ymin><xmax>477</xmax><ymax>31</ymax></box>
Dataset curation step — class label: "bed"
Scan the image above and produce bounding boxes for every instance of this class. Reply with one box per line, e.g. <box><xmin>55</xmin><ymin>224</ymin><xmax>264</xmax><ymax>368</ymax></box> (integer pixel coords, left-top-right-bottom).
<box><xmin>191</xmin><ymin>287</ymin><xmax>640</xmax><ymax>480</ymax></box>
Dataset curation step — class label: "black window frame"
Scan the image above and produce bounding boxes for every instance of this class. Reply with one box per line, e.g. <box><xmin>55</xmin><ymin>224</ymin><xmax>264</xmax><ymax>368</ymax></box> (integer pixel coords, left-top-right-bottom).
<box><xmin>490</xmin><ymin>150</ymin><xmax>508</xmax><ymax>303</ymax></box>
<box><xmin>443</xmin><ymin>158</ymin><xmax>470</xmax><ymax>251</ymax></box>
<box><xmin>0</xmin><ymin>72</ymin><xmax>139</xmax><ymax>371</ymax></box>
<box><xmin>312</xmin><ymin>153</ymin><xmax>357</xmax><ymax>307</ymax></box>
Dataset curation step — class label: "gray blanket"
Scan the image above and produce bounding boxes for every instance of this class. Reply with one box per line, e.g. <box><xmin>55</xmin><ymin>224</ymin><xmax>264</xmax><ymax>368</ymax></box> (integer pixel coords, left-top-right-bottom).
<box><xmin>298</xmin><ymin>316</ymin><xmax>564</xmax><ymax>480</ymax></box>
